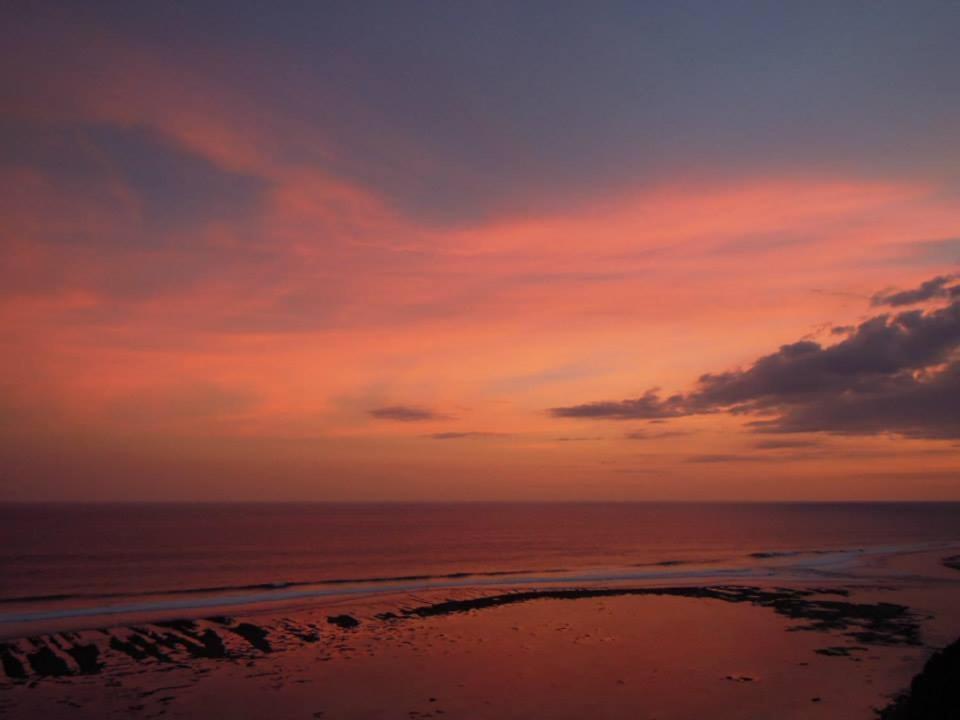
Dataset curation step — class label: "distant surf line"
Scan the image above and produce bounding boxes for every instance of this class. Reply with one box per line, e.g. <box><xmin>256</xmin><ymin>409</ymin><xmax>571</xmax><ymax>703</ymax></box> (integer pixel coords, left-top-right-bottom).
<box><xmin>2</xmin><ymin>543</ymin><xmax>955</xmax><ymax>629</ymax></box>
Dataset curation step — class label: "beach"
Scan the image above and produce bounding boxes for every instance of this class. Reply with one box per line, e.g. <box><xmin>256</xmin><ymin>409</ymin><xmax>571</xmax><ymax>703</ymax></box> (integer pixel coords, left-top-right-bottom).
<box><xmin>2</xmin><ymin>504</ymin><xmax>960</xmax><ymax>719</ymax></box>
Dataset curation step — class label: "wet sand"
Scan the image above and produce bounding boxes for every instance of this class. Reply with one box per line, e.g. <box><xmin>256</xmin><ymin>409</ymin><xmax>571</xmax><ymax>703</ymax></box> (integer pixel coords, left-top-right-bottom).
<box><xmin>2</xmin><ymin>547</ymin><xmax>959</xmax><ymax>719</ymax></box>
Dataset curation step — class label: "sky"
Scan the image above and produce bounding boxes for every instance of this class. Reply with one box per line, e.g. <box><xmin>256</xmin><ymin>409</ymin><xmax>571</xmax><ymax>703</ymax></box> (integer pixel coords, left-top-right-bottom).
<box><xmin>1</xmin><ymin>1</ymin><xmax>959</xmax><ymax>501</ymax></box>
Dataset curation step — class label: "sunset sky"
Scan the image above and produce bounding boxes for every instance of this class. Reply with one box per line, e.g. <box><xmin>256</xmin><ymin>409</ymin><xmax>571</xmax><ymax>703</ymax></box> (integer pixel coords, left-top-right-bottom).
<box><xmin>2</xmin><ymin>2</ymin><xmax>959</xmax><ymax>501</ymax></box>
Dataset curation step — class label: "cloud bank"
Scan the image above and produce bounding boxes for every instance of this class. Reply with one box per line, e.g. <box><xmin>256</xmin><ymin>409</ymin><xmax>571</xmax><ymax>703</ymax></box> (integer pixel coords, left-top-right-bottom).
<box><xmin>871</xmin><ymin>274</ymin><xmax>959</xmax><ymax>307</ymax></box>
<box><xmin>428</xmin><ymin>431</ymin><xmax>505</xmax><ymax>440</ymax></box>
<box><xmin>551</xmin><ymin>281</ymin><xmax>960</xmax><ymax>439</ymax></box>
<box><xmin>369</xmin><ymin>405</ymin><xmax>447</xmax><ymax>422</ymax></box>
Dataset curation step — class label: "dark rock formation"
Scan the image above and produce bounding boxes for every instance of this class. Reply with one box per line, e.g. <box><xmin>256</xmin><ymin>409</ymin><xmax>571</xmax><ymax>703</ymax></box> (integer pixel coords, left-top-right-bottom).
<box><xmin>815</xmin><ymin>646</ymin><xmax>866</xmax><ymax>657</ymax></box>
<box><xmin>64</xmin><ymin>643</ymin><xmax>102</xmax><ymax>673</ymax></box>
<box><xmin>193</xmin><ymin>629</ymin><xmax>228</xmax><ymax>658</ymax></box>
<box><xmin>878</xmin><ymin>636</ymin><xmax>960</xmax><ymax>719</ymax></box>
<box><xmin>229</xmin><ymin>623</ymin><xmax>272</xmax><ymax>652</ymax></box>
<box><xmin>109</xmin><ymin>634</ymin><xmax>170</xmax><ymax>662</ymax></box>
<box><xmin>327</xmin><ymin>614</ymin><xmax>360</xmax><ymax>629</ymax></box>
<box><xmin>377</xmin><ymin>585</ymin><xmax>920</xmax><ymax>646</ymax></box>
<box><xmin>0</xmin><ymin>643</ymin><xmax>27</xmax><ymax>680</ymax></box>
<box><xmin>26</xmin><ymin>646</ymin><xmax>71</xmax><ymax>677</ymax></box>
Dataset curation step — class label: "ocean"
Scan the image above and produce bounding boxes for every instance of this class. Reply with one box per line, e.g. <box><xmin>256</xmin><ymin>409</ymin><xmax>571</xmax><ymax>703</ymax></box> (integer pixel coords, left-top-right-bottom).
<box><xmin>4</xmin><ymin>502</ymin><xmax>960</xmax><ymax>718</ymax></box>
<box><xmin>3</xmin><ymin>502</ymin><xmax>960</xmax><ymax>637</ymax></box>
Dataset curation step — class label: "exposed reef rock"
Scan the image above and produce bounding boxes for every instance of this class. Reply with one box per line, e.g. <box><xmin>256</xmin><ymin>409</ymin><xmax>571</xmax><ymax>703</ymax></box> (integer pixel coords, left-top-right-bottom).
<box><xmin>327</xmin><ymin>614</ymin><xmax>360</xmax><ymax>629</ymax></box>
<box><xmin>26</xmin><ymin>646</ymin><xmax>71</xmax><ymax>677</ymax></box>
<box><xmin>0</xmin><ymin>585</ymin><xmax>923</xmax><ymax>682</ymax></box>
<box><xmin>815</xmin><ymin>646</ymin><xmax>867</xmax><ymax>658</ymax></box>
<box><xmin>63</xmin><ymin>643</ymin><xmax>102</xmax><ymax>673</ymax></box>
<box><xmin>0</xmin><ymin>644</ymin><xmax>27</xmax><ymax>680</ymax></box>
<box><xmin>378</xmin><ymin>586</ymin><xmax>921</xmax><ymax>646</ymax></box>
<box><xmin>229</xmin><ymin>623</ymin><xmax>272</xmax><ymax>652</ymax></box>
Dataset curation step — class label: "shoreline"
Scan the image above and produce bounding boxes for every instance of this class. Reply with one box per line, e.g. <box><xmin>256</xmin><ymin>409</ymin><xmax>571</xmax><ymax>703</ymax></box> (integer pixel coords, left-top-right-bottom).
<box><xmin>2</xmin><ymin>546</ymin><xmax>959</xmax><ymax>719</ymax></box>
<box><xmin>0</xmin><ymin>583</ymin><xmax>927</xmax><ymax>682</ymax></box>
<box><xmin>0</xmin><ymin>581</ymin><xmax>952</xmax><ymax>720</ymax></box>
<box><xmin>5</xmin><ymin>540</ymin><xmax>957</xmax><ymax>639</ymax></box>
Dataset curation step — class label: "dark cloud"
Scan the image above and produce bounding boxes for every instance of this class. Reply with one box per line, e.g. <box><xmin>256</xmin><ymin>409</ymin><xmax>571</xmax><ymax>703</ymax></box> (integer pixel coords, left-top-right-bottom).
<box><xmin>748</xmin><ymin>362</ymin><xmax>960</xmax><ymax>438</ymax></box>
<box><xmin>752</xmin><ymin>439</ymin><xmax>823</xmax><ymax>450</ymax></box>
<box><xmin>624</xmin><ymin>429</ymin><xmax>691</xmax><ymax>440</ymax></box>
<box><xmin>687</xmin><ymin>445</ymin><xmax>956</xmax><ymax>464</ymax></box>
<box><xmin>551</xmin><ymin>390</ymin><xmax>687</xmax><ymax>420</ymax></box>
<box><xmin>871</xmin><ymin>275</ymin><xmax>959</xmax><ymax>307</ymax></box>
<box><xmin>369</xmin><ymin>405</ymin><xmax>447</xmax><ymax>422</ymax></box>
<box><xmin>685</xmin><ymin>454</ymin><xmax>771</xmax><ymax>464</ymax></box>
<box><xmin>0</xmin><ymin>121</ymin><xmax>267</xmax><ymax>242</ymax></box>
<box><xmin>428</xmin><ymin>431</ymin><xmax>505</xmax><ymax>440</ymax></box>
<box><xmin>551</xmin><ymin>283</ymin><xmax>960</xmax><ymax>439</ymax></box>
<box><xmin>12</xmin><ymin>4</ymin><xmax>960</xmax><ymax>225</ymax></box>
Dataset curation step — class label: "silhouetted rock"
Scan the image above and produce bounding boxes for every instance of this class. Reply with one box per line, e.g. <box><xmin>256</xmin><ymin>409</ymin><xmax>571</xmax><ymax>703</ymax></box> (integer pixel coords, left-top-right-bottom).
<box><xmin>327</xmin><ymin>614</ymin><xmax>360</xmax><ymax>629</ymax></box>
<box><xmin>878</xmin><ymin>635</ymin><xmax>960</xmax><ymax>719</ymax></box>
<box><xmin>108</xmin><ymin>636</ymin><xmax>148</xmax><ymax>661</ymax></box>
<box><xmin>65</xmin><ymin>643</ymin><xmax>102</xmax><ymax>674</ymax></box>
<box><xmin>194</xmin><ymin>629</ymin><xmax>228</xmax><ymax>658</ymax></box>
<box><xmin>230</xmin><ymin>623</ymin><xmax>272</xmax><ymax>652</ymax></box>
<box><xmin>26</xmin><ymin>646</ymin><xmax>70</xmax><ymax>677</ymax></box>
<box><xmin>155</xmin><ymin>619</ymin><xmax>199</xmax><ymax>635</ymax></box>
<box><xmin>0</xmin><ymin>643</ymin><xmax>27</xmax><ymax>680</ymax></box>
<box><xmin>815</xmin><ymin>646</ymin><xmax>866</xmax><ymax>657</ymax></box>
<box><xmin>380</xmin><ymin>586</ymin><xmax>921</xmax><ymax>646</ymax></box>
<box><xmin>109</xmin><ymin>634</ymin><xmax>170</xmax><ymax>662</ymax></box>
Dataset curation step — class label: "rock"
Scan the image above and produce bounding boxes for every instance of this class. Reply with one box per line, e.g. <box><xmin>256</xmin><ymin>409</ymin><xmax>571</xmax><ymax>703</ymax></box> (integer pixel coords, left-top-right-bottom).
<box><xmin>878</xmin><ymin>636</ymin><xmax>960</xmax><ymax>719</ymax></box>
<box><xmin>327</xmin><ymin>614</ymin><xmax>360</xmax><ymax>629</ymax></box>
<box><xmin>815</xmin><ymin>646</ymin><xmax>866</xmax><ymax>657</ymax></box>
<box><xmin>0</xmin><ymin>644</ymin><xmax>27</xmax><ymax>680</ymax></box>
<box><xmin>230</xmin><ymin>623</ymin><xmax>272</xmax><ymax>652</ymax></box>
<box><xmin>190</xmin><ymin>629</ymin><xmax>228</xmax><ymax>658</ymax></box>
<box><xmin>26</xmin><ymin>646</ymin><xmax>71</xmax><ymax>677</ymax></box>
<box><xmin>65</xmin><ymin>644</ymin><xmax>102</xmax><ymax>674</ymax></box>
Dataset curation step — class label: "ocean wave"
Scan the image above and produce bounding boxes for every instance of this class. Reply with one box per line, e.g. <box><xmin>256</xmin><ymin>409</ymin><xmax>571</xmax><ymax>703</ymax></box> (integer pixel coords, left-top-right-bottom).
<box><xmin>0</xmin><ymin>568</ymin><xmax>563</xmax><ymax>607</ymax></box>
<box><xmin>1</xmin><ymin>543</ymin><xmax>951</xmax><ymax>630</ymax></box>
<box><xmin>0</xmin><ymin>551</ymin><xmax>831</xmax><ymax>607</ymax></box>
